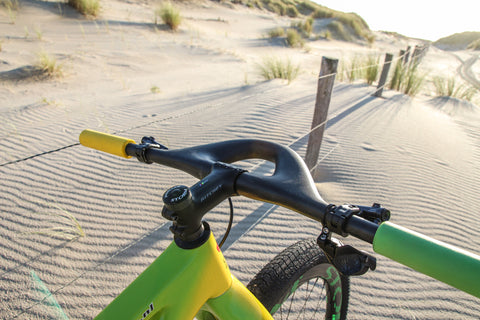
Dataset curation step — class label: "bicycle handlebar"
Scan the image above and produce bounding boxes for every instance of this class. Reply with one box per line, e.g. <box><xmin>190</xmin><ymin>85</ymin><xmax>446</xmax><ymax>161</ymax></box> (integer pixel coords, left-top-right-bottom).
<box><xmin>374</xmin><ymin>222</ymin><xmax>480</xmax><ymax>297</ymax></box>
<box><xmin>79</xmin><ymin>130</ymin><xmax>480</xmax><ymax>298</ymax></box>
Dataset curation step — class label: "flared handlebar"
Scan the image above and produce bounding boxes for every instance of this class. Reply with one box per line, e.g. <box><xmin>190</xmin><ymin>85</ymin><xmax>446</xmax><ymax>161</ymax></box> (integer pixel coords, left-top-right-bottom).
<box><xmin>79</xmin><ymin>129</ymin><xmax>480</xmax><ymax>298</ymax></box>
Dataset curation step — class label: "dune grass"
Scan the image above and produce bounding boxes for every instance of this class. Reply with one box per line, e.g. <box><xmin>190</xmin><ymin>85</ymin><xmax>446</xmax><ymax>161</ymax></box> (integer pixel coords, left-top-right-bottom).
<box><xmin>389</xmin><ymin>60</ymin><xmax>425</xmax><ymax>97</ymax></box>
<box><xmin>68</xmin><ymin>0</ymin><xmax>99</xmax><ymax>17</ymax></box>
<box><xmin>286</xmin><ymin>28</ymin><xmax>304</xmax><ymax>48</ymax></box>
<box><xmin>258</xmin><ymin>56</ymin><xmax>300</xmax><ymax>83</ymax></box>
<box><xmin>268</xmin><ymin>27</ymin><xmax>285</xmax><ymax>38</ymax></box>
<box><xmin>36</xmin><ymin>51</ymin><xmax>63</xmax><ymax>78</ymax></box>
<box><xmin>467</xmin><ymin>39</ymin><xmax>480</xmax><ymax>51</ymax></box>
<box><xmin>433</xmin><ymin>76</ymin><xmax>477</xmax><ymax>101</ymax></box>
<box><xmin>156</xmin><ymin>2</ymin><xmax>181</xmax><ymax>30</ymax></box>
<box><xmin>28</xmin><ymin>203</ymin><xmax>85</xmax><ymax>240</ymax></box>
<box><xmin>291</xmin><ymin>17</ymin><xmax>313</xmax><ymax>37</ymax></box>
<box><xmin>1</xmin><ymin>0</ymin><xmax>19</xmax><ymax>23</ymax></box>
<box><xmin>364</xmin><ymin>54</ymin><xmax>380</xmax><ymax>85</ymax></box>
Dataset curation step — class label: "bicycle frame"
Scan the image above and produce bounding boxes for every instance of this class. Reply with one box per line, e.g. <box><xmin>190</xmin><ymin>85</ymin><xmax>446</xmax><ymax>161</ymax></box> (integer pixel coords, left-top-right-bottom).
<box><xmin>94</xmin><ymin>227</ymin><xmax>273</xmax><ymax>320</ymax></box>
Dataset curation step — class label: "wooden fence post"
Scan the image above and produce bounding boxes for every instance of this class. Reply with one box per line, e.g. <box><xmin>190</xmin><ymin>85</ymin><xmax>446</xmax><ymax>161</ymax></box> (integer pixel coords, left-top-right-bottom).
<box><xmin>374</xmin><ymin>53</ymin><xmax>393</xmax><ymax>98</ymax></box>
<box><xmin>305</xmin><ymin>56</ymin><xmax>338</xmax><ymax>170</ymax></box>
<box><xmin>404</xmin><ymin>46</ymin><xmax>411</xmax><ymax>64</ymax></box>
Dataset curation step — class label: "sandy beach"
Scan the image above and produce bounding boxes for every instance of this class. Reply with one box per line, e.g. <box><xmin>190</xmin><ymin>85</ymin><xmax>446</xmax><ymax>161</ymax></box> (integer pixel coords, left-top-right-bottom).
<box><xmin>1</xmin><ymin>0</ymin><xmax>479</xmax><ymax>319</ymax></box>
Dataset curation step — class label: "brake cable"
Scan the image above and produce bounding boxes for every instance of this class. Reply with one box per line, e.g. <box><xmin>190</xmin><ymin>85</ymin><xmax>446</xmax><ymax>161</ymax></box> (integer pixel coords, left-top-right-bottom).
<box><xmin>218</xmin><ymin>198</ymin><xmax>234</xmax><ymax>249</ymax></box>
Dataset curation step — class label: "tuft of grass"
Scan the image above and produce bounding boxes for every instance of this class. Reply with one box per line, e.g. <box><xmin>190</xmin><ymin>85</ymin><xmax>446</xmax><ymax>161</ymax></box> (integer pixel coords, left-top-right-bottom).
<box><xmin>68</xmin><ymin>0</ymin><xmax>99</xmax><ymax>16</ymax></box>
<box><xmin>389</xmin><ymin>59</ymin><xmax>405</xmax><ymax>91</ymax></box>
<box><xmin>389</xmin><ymin>60</ymin><xmax>425</xmax><ymax>97</ymax></box>
<box><xmin>150</xmin><ymin>85</ymin><xmax>161</xmax><ymax>94</ymax></box>
<box><xmin>28</xmin><ymin>203</ymin><xmax>85</xmax><ymax>240</ymax></box>
<box><xmin>286</xmin><ymin>28</ymin><xmax>304</xmax><ymax>48</ymax></box>
<box><xmin>34</xmin><ymin>25</ymin><xmax>43</xmax><ymax>40</ymax></box>
<box><xmin>364</xmin><ymin>54</ymin><xmax>380</xmax><ymax>85</ymax></box>
<box><xmin>344</xmin><ymin>55</ymin><xmax>361</xmax><ymax>83</ymax></box>
<box><xmin>268</xmin><ymin>27</ymin><xmax>285</xmax><ymax>38</ymax></box>
<box><xmin>402</xmin><ymin>64</ymin><xmax>425</xmax><ymax>97</ymax></box>
<box><xmin>156</xmin><ymin>2</ymin><xmax>182</xmax><ymax>31</ymax></box>
<box><xmin>433</xmin><ymin>76</ymin><xmax>477</xmax><ymax>101</ymax></box>
<box><xmin>258</xmin><ymin>56</ymin><xmax>300</xmax><ymax>83</ymax></box>
<box><xmin>36</xmin><ymin>51</ymin><xmax>63</xmax><ymax>78</ymax></box>
<box><xmin>1</xmin><ymin>0</ymin><xmax>19</xmax><ymax>23</ymax></box>
<box><xmin>292</xmin><ymin>17</ymin><xmax>313</xmax><ymax>37</ymax></box>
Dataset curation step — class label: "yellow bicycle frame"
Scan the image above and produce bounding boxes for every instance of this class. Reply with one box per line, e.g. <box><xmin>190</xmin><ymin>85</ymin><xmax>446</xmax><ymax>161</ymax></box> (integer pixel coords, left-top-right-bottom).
<box><xmin>94</xmin><ymin>231</ymin><xmax>273</xmax><ymax>320</ymax></box>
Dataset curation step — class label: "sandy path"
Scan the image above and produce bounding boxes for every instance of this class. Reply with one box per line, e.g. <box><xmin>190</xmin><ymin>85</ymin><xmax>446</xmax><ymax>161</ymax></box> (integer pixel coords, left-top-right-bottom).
<box><xmin>456</xmin><ymin>53</ymin><xmax>480</xmax><ymax>90</ymax></box>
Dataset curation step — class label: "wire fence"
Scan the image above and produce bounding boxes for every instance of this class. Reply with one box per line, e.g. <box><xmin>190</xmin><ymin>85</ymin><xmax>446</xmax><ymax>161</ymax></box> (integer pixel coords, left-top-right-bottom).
<box><xmin>4</xmin><ymin>49</ymin><xmax>418</xmax><ymax>319</ymax></box>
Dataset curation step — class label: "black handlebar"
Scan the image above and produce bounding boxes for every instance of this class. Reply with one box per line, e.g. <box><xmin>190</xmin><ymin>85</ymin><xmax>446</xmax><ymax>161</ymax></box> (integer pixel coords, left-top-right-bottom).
<box><xmin>125</xmin><ymin>138</ymin><xmax>379</xmax><ymax>243</ymax></box>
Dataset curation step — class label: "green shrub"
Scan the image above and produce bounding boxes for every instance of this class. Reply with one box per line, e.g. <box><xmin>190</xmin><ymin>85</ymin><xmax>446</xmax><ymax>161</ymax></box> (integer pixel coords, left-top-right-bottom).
<box><xmin>156</xmin><ymin>2</ymin><xmax>181</xmax><ymax>30</ymax></box>
<box><xmin>68</xmin><ymin>0</ymin><xmax>99</xmax><ymax>17</ymax></box>
<box><xmin>258</xmin><ymin>56</ymin><xmax>300</xmax><ymax>83</ymax></box>
<box><xmin>286</xmin><ymin>28</ymin><xmax>304</xmax><ymax>48</ymax></box>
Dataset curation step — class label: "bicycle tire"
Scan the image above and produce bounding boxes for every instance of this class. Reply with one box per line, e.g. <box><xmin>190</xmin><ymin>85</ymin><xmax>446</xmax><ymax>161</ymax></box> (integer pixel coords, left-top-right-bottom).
<box><xmin>247</xmin><ymin>239</ymin><xmax>349</xmax><ymax>320</ymax></box>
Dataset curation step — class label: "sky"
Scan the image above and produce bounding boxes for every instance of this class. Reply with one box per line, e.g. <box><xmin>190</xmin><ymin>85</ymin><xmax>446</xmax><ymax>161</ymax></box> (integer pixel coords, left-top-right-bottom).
<box><xmin>312</xmin><ymin>0</ymin><xmax>480</xmax><ymax>41</ymax></box>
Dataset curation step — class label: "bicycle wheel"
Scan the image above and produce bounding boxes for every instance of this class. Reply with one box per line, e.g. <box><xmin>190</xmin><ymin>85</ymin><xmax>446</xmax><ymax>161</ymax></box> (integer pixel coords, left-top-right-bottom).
<box><xmin>247</xmin><ymin>239</ymin><xmax>349</xmax><ymax>320</ymax></box>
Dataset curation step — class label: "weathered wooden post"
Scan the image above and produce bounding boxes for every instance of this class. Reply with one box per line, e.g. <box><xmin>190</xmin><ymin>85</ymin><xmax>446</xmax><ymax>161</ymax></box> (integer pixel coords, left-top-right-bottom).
<box><xmin>305</xmin><ymin>56</ymin><xmax>338</xmax><ymax>170</ymax></box>
<box><xmin>404</xmin><ymin>46</ymin><xmax>411</xmax><ymax>64</ymax></box>
<box><xmin>374</xmin><ymin>53</ymin><xmax>393</xmax><ymax>98</ymax></box>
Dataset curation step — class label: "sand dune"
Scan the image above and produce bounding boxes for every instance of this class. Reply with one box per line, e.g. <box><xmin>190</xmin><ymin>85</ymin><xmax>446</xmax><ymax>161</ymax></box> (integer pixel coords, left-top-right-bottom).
<box><xmin>1</xmin><ymin>0</ymin><xmax>479</xmax><ymax>319</ymax></box>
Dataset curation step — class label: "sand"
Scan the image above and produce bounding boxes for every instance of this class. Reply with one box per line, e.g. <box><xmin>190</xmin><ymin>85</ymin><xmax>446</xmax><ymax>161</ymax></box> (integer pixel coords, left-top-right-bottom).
<box><xmin>1</xmin><ymin>0</ymin><xmax>479</xmax><ymax>319</ymax></box>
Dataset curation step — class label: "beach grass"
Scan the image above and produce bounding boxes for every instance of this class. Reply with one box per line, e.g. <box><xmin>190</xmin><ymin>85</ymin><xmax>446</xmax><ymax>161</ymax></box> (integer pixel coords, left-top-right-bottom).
<box><xmin>433</xmin><ymin>76</ymin><xmax>477</xmax><ymax>101</ymax></box>
<box><xmin>389</xmin><ymin>59</ymin><xmax>425</xmax><ymax>97</ymax></box>
<box><xmin>28</xmin><ymin>203</ymin><xmax>85</xmax><ymax>240</ymax></box>
<box><xmin>68</xmin><ymin>0</ymin><xmax>99</xmax><ymax>17</ymax></box>
<box><xmin>156</xmin><ymin>2</ymin><xmax>181</xmax><ymax>31</ymax></box>
<box><xmin>268</xmin><ymin>27</ymin><xmax>285</xmax><ymax>38</ymax></box>
<box><xmin>258</xmin><ymin>56</ymin><xmax>300</xmax><ymax>83</ymax></box>
<box><xmin>37</xmin><ymin>51</ymin><xmax>63</xmax><ymax>78</ymax></box>
<box><xmin>1</xmin><ymin>0</ymin><xmax>19</xmax><ymax>23</ymax></box>
<box><xmin>286</xmin><ymin>28</ymin><xmax>304</xmax><ymax>48</ymax></box>
<box><xmin>364</xmin><ymin>54</ymin><xmax>380</xmax><ymax>85</ymax></box>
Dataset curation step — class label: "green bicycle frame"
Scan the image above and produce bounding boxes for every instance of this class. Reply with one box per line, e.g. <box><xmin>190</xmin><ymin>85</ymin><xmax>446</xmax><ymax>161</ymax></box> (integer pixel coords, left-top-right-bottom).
<box><xmin>94</xmin><ymin>231</ymin><xmax>273</xmax><ymax>320</ymax></box>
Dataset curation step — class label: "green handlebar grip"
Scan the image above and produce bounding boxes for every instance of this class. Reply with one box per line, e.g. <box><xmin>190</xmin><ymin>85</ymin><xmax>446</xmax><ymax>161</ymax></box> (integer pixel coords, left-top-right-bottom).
<box><xmin>373</xmin><ymin>221</ymin><xmax>480</xmax><ymax>298</ymax></box>
<box><xmin>79</xmin><ymin>129</ymin><xmax>135</xmax><ymax>158</ymax></box>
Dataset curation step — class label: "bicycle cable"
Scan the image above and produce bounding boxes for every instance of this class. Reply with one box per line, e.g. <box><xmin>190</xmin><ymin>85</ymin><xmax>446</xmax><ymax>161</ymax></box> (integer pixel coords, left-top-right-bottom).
<box><xmin>218</xmin><ymin>197</ymin><xmax>234</xmax><ymax>249</ymax></box>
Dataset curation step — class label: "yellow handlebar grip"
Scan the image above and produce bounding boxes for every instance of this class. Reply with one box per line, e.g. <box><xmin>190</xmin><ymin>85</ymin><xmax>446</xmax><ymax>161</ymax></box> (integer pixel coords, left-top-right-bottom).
<box><xmin>79</xmin><ymin>129</ymin><xmax>136</xmax><ymax>158</ymax></box>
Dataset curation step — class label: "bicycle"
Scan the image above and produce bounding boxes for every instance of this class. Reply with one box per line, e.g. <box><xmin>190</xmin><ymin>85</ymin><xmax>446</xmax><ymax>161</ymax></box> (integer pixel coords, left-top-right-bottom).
<box><xmin>79</xmin><ymin>129</ymin><xmax>480</xmax><ymax>320</ymax></box>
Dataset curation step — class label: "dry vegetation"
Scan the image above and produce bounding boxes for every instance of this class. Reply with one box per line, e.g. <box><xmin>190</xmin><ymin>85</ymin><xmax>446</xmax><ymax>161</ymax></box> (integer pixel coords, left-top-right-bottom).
<box><xmin>258</xmin><ymin>56</ymin><xmax>300</xmax><ymax>83</ymax></box>
<box><xmin>434</xmin><ymin>31</ymin><xmax>480</xmax><ymax>50</ymax></box>
<box><xmin>233</xmin><ymin>0</ymin><xmax>374</xmax><ymax>43</ymax></box>
<box><xmin>155</xmin><ymin>2</ymin><xmax>182</xmax><ymax>30</ymax></box>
